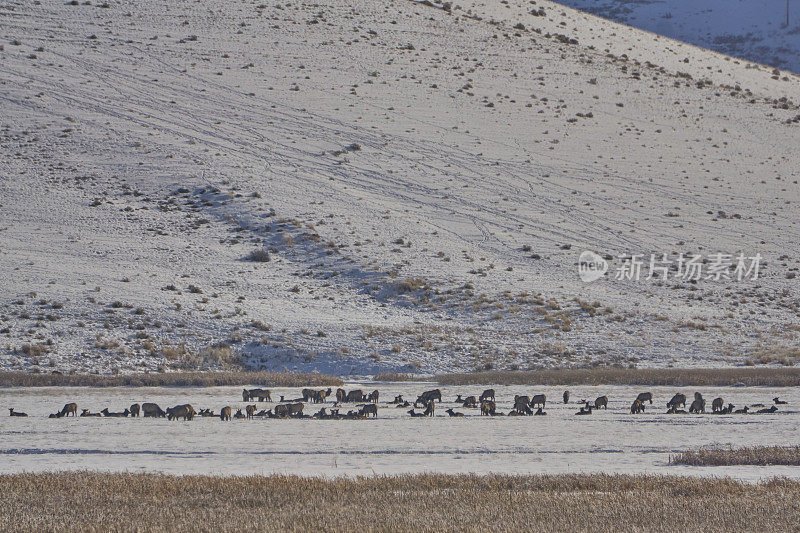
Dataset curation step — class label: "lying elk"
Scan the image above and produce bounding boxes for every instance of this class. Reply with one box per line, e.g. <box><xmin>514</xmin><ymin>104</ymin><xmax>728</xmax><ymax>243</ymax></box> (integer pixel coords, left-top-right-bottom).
<box><xmin>233</xmin><ymin>409</ymin><xmax>246</xmax><ymax>419</ymax></box>
<box><xmin>80</xmin><ymin>409</ymin><xmax>101</xmax><ymax>417</ymax></box>
<box><xmin>101</xmin><ymin>408</ymin><xmax>130</xmax><ymax>418</ymax></box>
<box><xmin>9</xmin><ymin>408</ymin><xmax>27</xmax><ymax>417</ymax></box>
<box><xmin>445</xmin><ymin>408</ymin><xmax>464</xmax><ymax>417</ymax></box>
<box><xmin>273</xmin><ymin>403</ymin><xmax>304</xmax><ymax>418</ymax></box>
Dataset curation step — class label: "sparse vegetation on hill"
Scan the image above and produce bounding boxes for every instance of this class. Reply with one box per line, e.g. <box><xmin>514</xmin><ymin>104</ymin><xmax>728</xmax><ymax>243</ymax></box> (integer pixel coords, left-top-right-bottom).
<box><xmin>0</xmin><ymin>371</ymin><xmax>341</xmax><ymax>388</ymax></box>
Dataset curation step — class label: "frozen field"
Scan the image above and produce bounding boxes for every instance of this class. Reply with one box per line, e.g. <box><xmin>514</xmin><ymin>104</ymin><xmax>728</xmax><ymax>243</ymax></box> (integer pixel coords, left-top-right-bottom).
<box><xmin>2</xmin><ymin>383</ymin><xmax>799</xmax><ymax>481</ymax></box>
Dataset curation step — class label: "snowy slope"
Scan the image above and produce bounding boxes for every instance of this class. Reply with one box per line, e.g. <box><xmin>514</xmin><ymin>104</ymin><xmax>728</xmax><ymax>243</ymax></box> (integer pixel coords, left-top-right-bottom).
<box><xmin>551</xmin><ymin>0</ymin><xmax>800</xmax><ymax>74</ymax></box>
<box><xmin>0</xmin><ymin>0</ymin><xmax>799</xmax><ymax>376</ymax></box>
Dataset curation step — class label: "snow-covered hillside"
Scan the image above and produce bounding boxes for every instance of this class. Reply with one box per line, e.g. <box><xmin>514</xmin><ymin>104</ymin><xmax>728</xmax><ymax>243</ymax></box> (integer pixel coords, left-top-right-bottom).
<box><xmin>1</xmin><ymin>0</ymin><xmax>799</xmax><ymax>376</ymax></box>
<box><xmin>552</xmin><ymin>0</ymin><xmax>800</xmax><ymax>74</ymax></box>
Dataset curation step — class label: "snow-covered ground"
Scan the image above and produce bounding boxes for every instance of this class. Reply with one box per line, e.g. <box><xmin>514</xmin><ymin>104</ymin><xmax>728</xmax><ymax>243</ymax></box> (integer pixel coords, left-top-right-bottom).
<box><xmin>552</xmin><ymin>0</ymin><xmax>800</xmax><ymax>74</ymax></box>
<box><xmin>1</xmin><ymin>383</ymin><xmax>797</xmax><ymax>479</ymax></box>
<box><xmin>1</xmin><ymin>0</ymin><xmax>799</xmax><ymax>376</ymax></box>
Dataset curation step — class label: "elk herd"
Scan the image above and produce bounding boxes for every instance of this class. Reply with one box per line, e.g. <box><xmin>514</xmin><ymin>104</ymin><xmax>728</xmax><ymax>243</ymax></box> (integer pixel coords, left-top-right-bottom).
<box><xmin>6</xmin><ymin>387</ymin><xmax>790</xmax><ymax>421</ymax></box>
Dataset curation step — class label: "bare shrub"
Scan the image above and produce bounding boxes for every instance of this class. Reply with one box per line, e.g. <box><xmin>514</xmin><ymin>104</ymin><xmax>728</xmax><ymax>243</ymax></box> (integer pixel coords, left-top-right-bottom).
<box><xmin>245</xmin><ymin>249</ymin><xmax>271</xmax><ymax>262</ymax></box>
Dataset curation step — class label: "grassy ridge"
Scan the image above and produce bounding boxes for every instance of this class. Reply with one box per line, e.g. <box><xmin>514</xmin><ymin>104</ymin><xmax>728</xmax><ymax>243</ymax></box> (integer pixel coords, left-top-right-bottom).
<box><xmin>436</xmin><ymin>368</ymin><xmax>800</xmax><ymax>387</ymax></box>
<box><xmin>0</xmin><ymin>371</ymin><xmax>342</xmax><ymax>388</ymax></box>
<box><xmin>672</xmin><ymin>446</ymin><xmax>800</xmax><ymax>466</ymax></box>
<box><xmin>1</xmin><ymin>472</ymin><xmax>798</xmax><ymax>531</ymax></box>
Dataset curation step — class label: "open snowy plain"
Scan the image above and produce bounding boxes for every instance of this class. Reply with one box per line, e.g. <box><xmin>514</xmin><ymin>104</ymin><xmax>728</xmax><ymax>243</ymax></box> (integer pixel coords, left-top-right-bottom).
<box><xmin>1</xmin><ymin>0</ymin><xmax>799</xmax><ymax>378</ymax></box>
<box><xmin>1</xmin><ymin>383</ymin><xmax>798</xmax><ymax>480</ymax></box>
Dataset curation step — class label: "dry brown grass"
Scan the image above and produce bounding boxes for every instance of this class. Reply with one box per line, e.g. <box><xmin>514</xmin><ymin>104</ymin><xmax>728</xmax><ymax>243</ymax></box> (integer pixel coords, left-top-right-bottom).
<box><xmin>0</xmin><ymin>371</ymin><xmax>342</xmax><ymax>388</ymax></box>
<box><xmin>1</xmin><ymin>472</ymin><xmax>799</xmax><ymax>532</ymax></box>
<box><xmin>671</xmin><ymin>446</ymin><xmax>800</xmax><ymax>466</ymax></box>
<box><xmin>436</xmin><ymin>367</ymin><xmax>800</xmax><ymax>387</ymax></box>
<box><xmin>373</xmin><ymin>372</ymin><xmax>417</xmax><ymax>381</ymax></box>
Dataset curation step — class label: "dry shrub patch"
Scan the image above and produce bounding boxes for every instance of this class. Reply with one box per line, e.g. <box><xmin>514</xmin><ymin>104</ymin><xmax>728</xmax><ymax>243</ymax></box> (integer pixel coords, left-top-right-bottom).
<box><xmin>0</xmin><ymin>371</ymin><xmax>341</xmax><ymax>387</ymax></box>
<box><xmin>373</xmin><ymin>372</ymin><xmax>417</xmax><ymax>382</ymax></box>
<box><xmin>436</xmin><ymin>367</ymin><xmax>800</xmax><ymax>387</ymax></box>
<box><xmin>0</xmin><ymin>472</ymin><xmax>799</xmax><ymax>531</ymax></box>
<box><xmin>671</xmin><ymin>446</ymin><xmax>800</xmax><ymax>466</ymax></box>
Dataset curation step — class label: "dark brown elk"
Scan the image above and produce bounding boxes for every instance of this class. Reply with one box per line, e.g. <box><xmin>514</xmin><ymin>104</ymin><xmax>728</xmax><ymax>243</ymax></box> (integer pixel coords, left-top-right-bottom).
<box><xmin>129</xmin><ymin>404</ymin><xmax>140</xmax><ymax>417</ymax></box>
<box><xmin>576</xmin><ymin>405</ymin><xmax>593</xmax><ymax>415</ymax></box>
<box><xmin>220</xmin><ymin>406</ymin><xmax>231</xmax><ymax>421</ymax></box>
<box><xmin>408</xmin><ymin>409</ymin><xmax>426</xmax><ymax>418</ymax></box>
<box><xmin>513</xmin><ymin>395</ymin><xmax>532</xmax><ymax>415</ymax></box>
<box><xmin>630</xmin><ymin>399</ymin><xmax>645</xmax><ymax>414</ymax></box>
<box><xmin>166</xmin><ymin>404</ymin><xmax>195</xmax><ymax>421</ymax></box>
<box><xmin>101</xmin><ymin>408</ymin><xmax>130</xmax><ymax>417</ymax></box>
<box><xmin>233</xmin><ymin>409</ymin><xmax>246</xmax><ymax>419</ymax></box>
<box><xmin>594</xmin><ymin>396</ymin><xmax>608</xmax><ymax>410</ymax></box>
<box><xmin>345</xmin><ymin>390</ymin><xmax>365</xmax><ymax>403</ymax></box>
<box><xmin>711</xmin><ymin>397</ymin><xmax>724</xmax><ymax>413</ymax></box>
<box><xmin>246</xmin><ymin>405</ymin><xmax>256</xmax><ymax>419</ymax></box>
<box><xmin>479</xmin><ymin>389</ymin><xmax>495</xmax><ymax>402</ymax></box>
<box><xmin>367</xmin><ymin>390</ymin><xmax>379</xmax><ymax>404</ymax></box>
<box><xmin>734</xmin><ymin>406</ymin><xmax>749</xmax><ymax>414</ymax></box>
<box><xmin>391</xmin><ymin>395</ymin><xmax>405</xmax><ymax>404</ymax></box>
<box><xmin>273</xmin><ymin>403</ymin><xmax>304</xmax><ymax>418</ymax></box>
<box><xmin>142</xmin><ymin>403</ymin><xmax>166</xmax><ymax>418</ymax></box>
<box><xmin>774</xmin><ymin>397</ymin><xmax>788</xmax><ymax>405</ymax></box>
<box><xmin>415</xmin><ymin>389</ymin><xmax>442</xmax><ymax>406</ymax></box>
<box><xmin>688</xmin><ymin>398</ymin><xmax>705</xmax><ymax>413</ymax></box>
<box><xmin>636</xmin><ymin>392</ymin><xmax>653</xmax><ymax>405</ymax></box>
<box><xmin>530</xmin><ymin>394</ymin><xmax>546</xmax><ymax>409</ymax></box>
<box><xmin>423</xmin><ymin>401</ymin><xmax>435</xmax><ymax>417</ymax></box>
<box><xmin>667</xmin><ymin>393</ymin><xmax>686</xmax><ymax>409</ymax></box>
<box><xmin>757</xmin><ymin>405</ymin><xmax>778</xmax><ymax>414</ymax></box>
<box><xmin>461</xmin><ymin>396</ymin><xmax>478</xmax><ymax>408</ymax></box>
<box><xmin>80</xmin><ymin>409</ymin><xmax>101</xmax><ymax>417</ymax></box>
<box><xmin>563</xmin><ymin>390</ymin><xmax>570</xmax><ymax>404</ymax></box>
<box><xmin>59</xmin><ymin>403</ymin><xmax>78</xmax><ymax>417</ymax></box>
<box><xmin>9</xmin><ymin>408</ymin><xmax>27</xmax><ymax>417</ymax></box>
<box><xmin>244</xmin><ymin>388</ymin><xmax>272</xmax><ymax>402</ymax></box>
<box><xmin>445</xmin><ymin>408</ymin><xmax>464</xmax><ymax>417</ymax></box>
<box><xmin>480</xmin><ymin>400</ymin><xmax>496</xmax><ymax>416</ymax></box>
<box><xmin>359</xmin><ymin>404</ymin><xmax>378</xmax><ymax>418</ymax></box>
